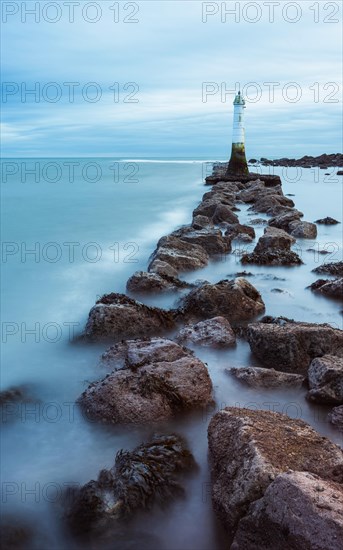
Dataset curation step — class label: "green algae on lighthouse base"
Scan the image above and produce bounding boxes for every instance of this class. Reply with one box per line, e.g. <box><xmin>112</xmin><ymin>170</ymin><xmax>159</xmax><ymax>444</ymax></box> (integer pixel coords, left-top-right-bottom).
<box><xmin>227</xmin><ymin>91</ymin><xmax>249</xmax><ymax>176</ymax></box>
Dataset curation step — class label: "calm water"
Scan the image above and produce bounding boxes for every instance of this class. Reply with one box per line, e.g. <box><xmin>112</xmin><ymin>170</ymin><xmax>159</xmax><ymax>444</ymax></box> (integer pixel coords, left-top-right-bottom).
<box><xmin>1</xmin><ymin>159</ymin><xmax>342</xmax><ymax>549</ymax></box>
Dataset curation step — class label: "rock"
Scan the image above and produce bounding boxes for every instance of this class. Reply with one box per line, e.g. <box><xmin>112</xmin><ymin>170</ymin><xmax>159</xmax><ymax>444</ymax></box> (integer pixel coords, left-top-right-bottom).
<box><xmin>328</xmin><ymin>405</ymin><xmax>343</xmax><ymax>431</ymax></box>
<box><xmin>78</xmin><ymin>338</ymin><xmax>212</xmax><ymax>423</ymax></box>
<box><xmin>237</xmin><ymin>180</ymin><xmax>268</xmax><ymax>203</ymax></box>
<box><xmin>232</xmin><ymin>471</ymin><xmax>343</xmax><ymax>550</ymax></box>
<box><xmin>126</xmin><ymin>271</ymin><xmax>189</xmax><ymax>293</ymax></box>
<box><xmin>225</xmin><ymin>223</ymin><xmax>255</xmax><ymax>239</ymax></box>
<box><xmin>250</xmin><ymin>218</ymin><xmax>268</xmax><ymax>226</ymax></box>
<box><xmin>180</xmin><ymin>278</ymin><xmax>265</xmax><ymax>323</ymax></box>
<box><xmin>259</xmin><ymin>153</ymin><xmax>343</xmax><ymax>168</ymax></box>
<box><xmin>307</xmin><ymin>248</ymin><xmax>330</xmax><ymax>255</ymax></box>
<box><xmin>269</xmin><ymin>210</ymin><xmax>303</xmax><ymax>232</ymax></box>
<box><xmin>0</xmin><ymin>516</ymin><xmax>36</xmax><ymax>550</ymax></box>
<box><xmin>251</xmin><ymin>194</ymin><xmax>294</xmax><ymax>214</ymax></box>
<box><xmin>148</xmin><ymin>235</ymin><xmax>209</xmax><ymax>273</ymax></box>
<box><xmin>254</xmin><ymin>227</ymin><xmax>295</xmax><ymax>253</ymax></box>
<box><xmin>289</xmin><ymin>220</ymin><xmax>318</xmax><ymax>238</ymax></box>
<box><xmin>176</xmin><ymin>317</ymin><xmax>236</xmax><ymax>347</ymax></box>
<box><xmin>99</xmin><ymin>338</ymin><xmax>186</xmax><ymax>370</ymax></box>
<box><xmin>234</xmin><ymin>233</ymin><xmax>254</xmax><ymax>243</ymax></box>
<box><xmin>309</xmin><ymin>278</ymin><xmax>343</xmax><ymax>300</ymax></box>
<box><xmin>212</xmin><ymin>204</ymin><xmax>239</xmax><ymax>225</ymax></box>
<box><xmin>247</xmin><ymin>319</ymin><xmax>343</xmax><ymax>374</ymax></box>
<box><xmin>228</xmin><ymin>366</ymin><xmax>305</xmax><ymax>388</ymax></box>
<box><xmin>84</xmin><ymin>293</ymin><xmax>175</xmax><ymax>342</ymax></box>
<box><xmin>313</xmin><ymin>261</ymin><xmax>343</xmax><ymax>277</ymax></box>
<box><xmin>171</xmin><ymin>226</ymin><xmax>231</xmax><ymax>256</ymax></box>
<box><xmin>192</xmin><ymin>215</ymin><xmax>213</xmax><ymax>230</ymax></box>
<box><xmin>207</xmin><ymin>407</ymin><xmax>343</xmax><ymax>536</ymax></box>
<box><xmin>307</xmin><ymin>355</ymin><xmax>343</xmax><ymax>405</ymax></box>
<box><xmin>0</xmin><ymin>386</ymin><xmax>39</xmax><ymax>423</ymax></box>
<box><xmin>64</xmin><ymin>434</ymin><xmax>196</xmax><ymax>536</ymax></box>
<box><xmin>148</xmin><ymin>259</ymin><xmax>179</xmax><ymax>278</ymax></box>
<box><xmin>241</xmin><ymin>249</ymin><xmax>303</xmax><ymax>266</ymax></box>
<box><xmin>337</xmin><ymin>170</ymin><xmax>343</xmax><ymax>176</ymax></box>
<box><xmin>193</xmin><ymin>198</ymin><xmax>230</xmax><ymax>219</ymax></box>
<box><xmin>315</xmin><ymin>216</ymin><xmax>340</xmax><ymax>225</ymax></box>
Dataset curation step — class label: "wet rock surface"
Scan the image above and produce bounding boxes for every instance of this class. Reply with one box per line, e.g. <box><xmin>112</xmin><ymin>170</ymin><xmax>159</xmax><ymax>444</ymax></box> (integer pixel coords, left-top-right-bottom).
<box><xmin>78</xmin><ymin>338</ymin><xmax>212</xmax><ymax>423</ymax></box>
<box><xmin>179</xmin><ymin>278</ymin><xmax>265</xmax><ymax>323</ymax></box>
<box><xmin>328</xmin><ymin>405</ymin><xmax>343</xmax><ymax>431</ymax></box>
<box><xmin>207</xmin><ymin>407</ymin><xmax>343</xmax><ymax>536</ymax></box>
<box><xmin>126</xmin><ymin>271</ymin><xmax>190</xmax><ymax>293</ymax></box>
<box><xmin>85</xmin><ymin>293</ymin><xmax>175</xmax><ymax>342</ymax></box>
<box><xmin>289</xmin><ymin>220</ymin><xmax>317</xmax><ymax>238</ymax></box>
<box><xmin>227</xmin><ymin>366</ymin><xmax>305</xmax><ymax>388</ymax></box>
<box><xmin>258</xmin><ymin>153</ymin><xmax>343</xmax><ymax>168</ymax></box>
<box><xmin>268</xmin><ymin>210</ymin><xmax>304</xmax><ymax>232</ymax></box>
<box><xmin>309</xmin><ymin>278</ymin><xmax>343</xmax><ymax>300</ymax></box>
<box><xmin>64</xmin><ymin>434</ymin><xmax>196</xmax><ymax>537</ymax></box>
<box><xmin>313</xmin><ymin>261</ymin><xmax>343</xmax><ymax>277</ymax></box>
<box><xmin>231</xmin><ymin>471</ymin><xmax>343</xmax><ymax>550</ymax></box>
<box><xmin>148</xmin><ymin>235</ymin><xmax>209</xmax><ymax>273</ymax></box>
<box><xmin>307</xmin><ymin>355</ymin><xmax>343</xmax><ymax>405</ymax></box>
<box><xmin>176</xmin><ymin>316</ymin><xmax>236</xmax><ymax>347</ymax></box>
<box><xmin>246</xmin><ymin>318</ymin><xmax>343</xmax><ymax>374</ymax></box>
<box><xmin>254</xmin><ymin>227</ymin><xmax>295</xmax><ymax>253</ymax></box>
<box><xmin>241</xmin><ymin>249</ymin><xmax>302</xmax><ymax>266</ymax></box>
<box><xmin>315</xmin><ymin>216</ymin><xmax>340</xmax><ymax>225</ymax></box>
<box><xmin>171</xmin><ymin>226</ymin><xmax>232</xmax><ymax>256</ymax></box>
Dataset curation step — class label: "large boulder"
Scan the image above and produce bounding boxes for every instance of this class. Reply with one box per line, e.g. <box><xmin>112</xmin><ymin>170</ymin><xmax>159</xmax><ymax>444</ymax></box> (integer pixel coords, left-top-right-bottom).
<box><xmin>148</xmin><ymin>235</ymin><xmax>209</xmax><ymax>273</ymax></box>
<box><xmin>254</xmin><ymin>227</ymin><xmax>295</xmax><ymax>253</ymax></box>
<box><xmin>84</xmin><ymin>294</ymin><xmax>175</xmax><ymax>342</ymax></box>
<box><xmin>241</xmin><ymin>249</ymin><xmax>302</xmax><ymax>266</ymax></box>
<box><xmin>246</xmin><ymin>318</ymin><xmax>343</xmax><ymax>374</ymax></box>
<box><xmin>307</xmin><ymin>355</ymin><xmax>343</xmax><ymax>405</ymax></box>
<box><xmin>176</xmin><ymin>316</ymin><xmax>236</xmax><ymax>347</ymax></box>
<box><xmin>313</xmin><ymin>261</ymin><xmax>343</xmax><ymax>277</ymax></box>
<box><xmin>179</xmin><ymin>278</ymin><xmax>265</xmax><ymax>323</ymax></box>
<box><xmin>64</xmin><ymin>434</ymin><xmax>196</xmax><ymax>537</ymax></box>
<box><xmin>126</xmin><ymin>271</ymin><xmax>189</xmax><ymax>293</ymax></box>
<box><xmin>251</xmin><ymin>194</ymin><xmax>294</xmax><ymax>214</ymax></box>
<box><xmin>309</xmin><ymin>278</ymin><xmax>343</xmax><ymax>300</ymax></box>
<box><xmin>289</xmin><ymin>220</ymin><xmax>317</xmax><ymax>238</ymax></box>
<box><xmin>148</xmin><ymin>259</ymin><xmax>179</xmax><ymax>278</ymax></box>
<box><xmin>191</xmin><ymin>214</ymin><xmax>213</xmax><ymax>230</ymax></box>
<box><xmin>225</xmin><ymin>223</ymin><xmax>255</xmax><ymax>239</ymax></box>
<box><xmin>212</xmin><ymin>204</ymin><xmax>239</xmax><ymax>225</ymax></box>
<box><xmin>78</xmin><ymin>338</ymin><xmax>212</xmax><ymax>423</ymax></box>
<box><xmin>231</xmin><ymin>471</ymin><xmax>343</xmax><ymax>550</ymax></box>
<box><xmin>207</xmin><ymin>407</ymin><xmax>343</xmax><ymax>536</ymax></box>
<box><xmin>171</xmin><ymin>226</ymin><xmax>232</xmax><ymax>256</ymax></box>
<box><xmin>228</xmin><ymin>366</ymin><xmax>305</xmax><ymax>389</ymax></box>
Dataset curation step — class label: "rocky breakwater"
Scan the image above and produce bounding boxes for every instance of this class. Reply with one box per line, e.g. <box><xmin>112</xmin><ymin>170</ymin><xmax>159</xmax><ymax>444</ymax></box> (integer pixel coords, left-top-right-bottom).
<box><xmin>78</xmin><ymin>338</ymin><xmax>213</xmax><ymax>423</ymax></box>
<box><xmin>255</xmin><ymin>152</ymin><xmax>343</xmax><ymax>169</ymax></box>
<box><xmin>241</xmin><ymin>226</ymin><xmax>302</xmax><ymax>266</ymax></box>
<box><xmin>208</xmin><ymin>407</ymin><xmax>343</xmax><ymax>547</ymax></box>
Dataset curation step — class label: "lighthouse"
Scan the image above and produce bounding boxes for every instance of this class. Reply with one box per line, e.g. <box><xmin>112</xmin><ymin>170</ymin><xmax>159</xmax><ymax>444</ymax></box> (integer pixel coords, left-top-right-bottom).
<box><xmin>227</xmin><ymin>91</ymin><xmax>249</xmax><ymax>176</ymax></box>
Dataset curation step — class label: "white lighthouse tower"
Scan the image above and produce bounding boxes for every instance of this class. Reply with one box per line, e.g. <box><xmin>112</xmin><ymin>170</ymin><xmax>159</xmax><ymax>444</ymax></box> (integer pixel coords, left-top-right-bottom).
<box><xmin>227</xmin><ymin>91</ymin><xmax>249</xmax><ymax>176</ymax></box>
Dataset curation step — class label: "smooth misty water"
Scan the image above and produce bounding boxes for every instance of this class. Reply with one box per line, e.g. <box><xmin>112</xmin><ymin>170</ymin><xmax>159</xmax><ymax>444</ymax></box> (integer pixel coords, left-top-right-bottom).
<box><xmin>1</xmin><ymin>160</ymin><xmax>342</xmax><ymax>549</ymax></box>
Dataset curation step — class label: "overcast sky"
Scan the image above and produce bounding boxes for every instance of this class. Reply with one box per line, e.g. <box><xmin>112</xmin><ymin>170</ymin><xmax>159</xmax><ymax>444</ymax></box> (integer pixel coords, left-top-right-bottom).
<box><xmin>1</xmin><ymin>0</ymin><xmax>342</xmax><ymax>158</ymax></box>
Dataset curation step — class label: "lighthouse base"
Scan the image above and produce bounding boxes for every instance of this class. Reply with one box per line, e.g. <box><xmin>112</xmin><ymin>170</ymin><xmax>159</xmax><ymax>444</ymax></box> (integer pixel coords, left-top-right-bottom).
<box><xmin>227</xmin><ymin>143</ymin><xmax>249</xmax><ymax>176</ymax></box>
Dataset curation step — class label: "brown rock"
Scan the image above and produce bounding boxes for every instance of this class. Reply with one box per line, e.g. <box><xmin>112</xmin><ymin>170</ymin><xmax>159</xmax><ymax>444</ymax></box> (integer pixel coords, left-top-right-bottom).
<box><xmin>232</xmin><ymin>471</ymin><xmax>343</xmax><ymax>550</ymax></box>
<box><xmin>212</xmin><ymin>204</ymin><xmax>239</xmax><ymax>225</ymax></box>
<box><xmin>78</xmin><ymin>338</ymin><xmax>212</xmax><ymax>423</ymax></box>
<box><xmin>192</xmin><ymin>215</ymin><xmax>213</xmax><ymax>230</ymax></box>
<box><xmin>126</xmin><ymin>271</ymin><xmax>189</xmax><ymax>293</ymax></box>
<box><xmin>254</xmin><ymin>227</ymin><xmax>296</xmax><ymax>253</ymax></box>
<box><xmin>328</xmin><ymin>405</ymin><xmax>343</xmax><ymax>431</ymax></box>
<box><xmin>228</xmin><ymin>366</ymin><xmax>305</xmax><ymax>388</ymax></box>
<box><xmin>289</xmin><ymin>220</ymin><xmax>318</xmax><ymax>238</ymax></box>
<box><xmin>84</xmin><ymin>293</ymin><xmax>175</xmax><ymax>342</ymax></box>
<box><xmin>241</xmin><ymin>249</ymin><xmax>302</xmax><ymax>266</ymax></box>
<box><xmin>171</xmin><ymin>226</ymin><xmax>232</xmax><ymax>256</ymax></box>
<box><xmin>180</xmin><ymin>278</ymin><xmax>265</xmax><ymax>323</ymax></box>
<box><xmin>307</xmin><ymin>355</ymin><xmax>343</xmax><ymax>405</ymax></box>
<box><xmin>148</xmin><ymin>235</ymin><xmax>209</xmax><ymax>273</ymax></box>
<box><xmin>207</xmin><ymin>407</ymin><xmax>343</xmax><ymax>536</ymax></box>
<box><xmin>313</xmin><ymin>261</ymin><xmax>343</xmax><ymax>277</ymax></box>
<box><xmin>225</xmin><ymin>223</ymin><xmax>255</xmax><ymax>239</ymax></box>
<box><xmin>247</xmin><ymin>318</ymin><xmax>343</xmax><ymax>374</ymax></box>
<box><xmin>269</xmin><ymin>210</ymin><xmax>303</xmax><ymax>232</ymax></box>
<box><xmin>309</xmin><ymin>278</ymin><xmax>343</xmax><ymax>300</ymax></box>
<box><xmin>176</xmin><ymin>316</ymin><xmax>236</xmax><ymax>347</ymax></box>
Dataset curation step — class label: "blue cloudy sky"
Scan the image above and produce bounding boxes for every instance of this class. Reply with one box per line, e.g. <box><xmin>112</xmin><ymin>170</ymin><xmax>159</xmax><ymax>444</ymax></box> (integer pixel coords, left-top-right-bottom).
<box><xmin>1</xmin><ymin>0</ymin><xmax>342</xmax><ymax>158</ymax></box>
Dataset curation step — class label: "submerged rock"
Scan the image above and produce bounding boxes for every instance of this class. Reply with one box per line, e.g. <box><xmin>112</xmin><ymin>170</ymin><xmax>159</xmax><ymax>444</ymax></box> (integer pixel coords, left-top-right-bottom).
<box><xmin>312</xmin><ymin>261</ymin><xmax>343</xmax><ymax>277</ymax></box>
<box><xmin>207</xmin><ymin>407</ymin><xmax>343</xmax><ymax>536</ymax></box>
<box><xmin>328</xmin><ymin>405</ymin><xmax>343</xmax><ymax>431</ymax></box>
<box><xmin>85</xmin><ymin>293</ymin><xmax>175</xmax><ymax>342</ymax></box>
<box><xmin>315</xmin><ymin>216</ymin><xmax>340</xmax><ymax>225</ymax></box>
<box><xmin>64</xmin><ymin>434</ymin><xmax>196</xmax><ymax>536</ymax></box>
<box><xmin>307</xmin><ymin>355</ymin><xmax>343</xmax><ymax>405</ymax></box>
<box><xmin>232</xmin><ymin>471</ymin><xmax>343</xmax><ymax>550</ymax></box>
<box><xmin>246</xmin><ymin>319</ymin><xmax>343</xmax><ymax>374</ymax></box>
<box><xmin>241</xmin><ymin>249</ymin><xmax>302</xmax><ymax>266</ymax></box>
<box><xmin>126</xmin><ymin>271</ymin><xmax>189</xmax><ymax>293</ymax></box>
<box><xmin>309</xmin><ymin>278</ymin><xmax>343</xmax><ymax>300</ymax></box>
<box><xmin>228</xmin><ymin>366</ymin><xmax>305</xmax><ymax>389</ymax></box>
<box><xmin>148</xmin><ymin>235</ymin><xmax>209</xmax><ymax>273</ymax></box>
<box><xmin>176</xmin><ymin>316</ymin><xmax>236</xmax><ymax>347</ymax></box>
<box><xmin>78</xmin><ymin>338</ymin><xmax>212</xmax><ymax>423</ymax></box>
<box><xmin>179</xmin><ymin>278</ymin><xmax>265</xmax><ymax>323</ymax></box>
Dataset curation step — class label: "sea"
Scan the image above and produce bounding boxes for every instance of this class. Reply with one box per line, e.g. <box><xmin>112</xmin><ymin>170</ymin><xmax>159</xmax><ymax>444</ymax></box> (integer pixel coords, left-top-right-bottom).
<box><xmin>1</xmin><ymin>158</ymin><xmax>343</xmax><ymax>549</ymax></box>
